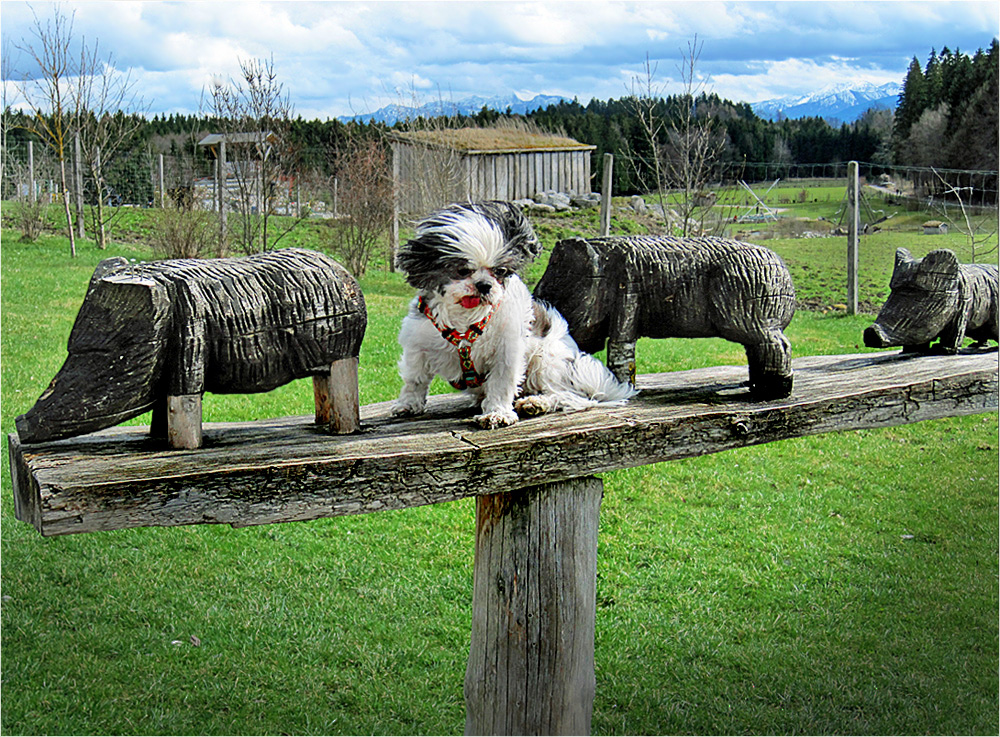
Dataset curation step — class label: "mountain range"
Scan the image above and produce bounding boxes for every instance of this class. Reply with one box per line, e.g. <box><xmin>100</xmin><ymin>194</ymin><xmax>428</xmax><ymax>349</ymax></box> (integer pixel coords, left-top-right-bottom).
<box><xmin>339</xmin><ymin>93</ymin><xmax>568</xmax><ymax>124</ymax></box>
<box><xmin>339</xmin><ymin>82</ymin><xmax>900</xmax><ymax>125</ymax></box>
<box><xmin>749</xmin><ymin>81</ymin><xmax>901</xmax><ymax>122</ymax></box>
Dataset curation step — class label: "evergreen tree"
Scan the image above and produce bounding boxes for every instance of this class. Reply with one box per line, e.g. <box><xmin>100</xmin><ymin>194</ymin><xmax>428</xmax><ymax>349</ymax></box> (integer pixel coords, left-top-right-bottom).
<box><xmin>893</xmin><ymin>57</ymin><xmax>928</xmax><ymax>148</ymax></box>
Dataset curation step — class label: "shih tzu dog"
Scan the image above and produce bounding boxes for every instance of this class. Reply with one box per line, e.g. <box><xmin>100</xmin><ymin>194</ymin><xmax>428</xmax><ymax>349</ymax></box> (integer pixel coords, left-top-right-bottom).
<box><xmin>393</xmin><ymin>201</ymin><xmax>636</xmax><ymax>429</ymax></box>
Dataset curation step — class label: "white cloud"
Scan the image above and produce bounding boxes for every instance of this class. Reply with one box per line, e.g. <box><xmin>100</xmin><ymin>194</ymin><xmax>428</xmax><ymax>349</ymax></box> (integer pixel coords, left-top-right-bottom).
<box><xmin>712</xmin><ymin>57</ymin><xmax>902</xmax><ymax>103</ymax></box>
<box><xmin>2</xmin><ymin>0</ymin><xmax>997</xmax><ymax>119</ymax></box>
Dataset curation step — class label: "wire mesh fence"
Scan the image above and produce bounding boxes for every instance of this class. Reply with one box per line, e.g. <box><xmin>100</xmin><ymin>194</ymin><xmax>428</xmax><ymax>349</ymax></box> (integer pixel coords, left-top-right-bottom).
<box><xmin>1</xmin><ymin>139</ymin><xmax>345</xmax><ymax>214</ymax></box>
<box><xmin>5</xmin><ymin>138</ymin><xmax>996</xmax><ymax>211</ymax></box>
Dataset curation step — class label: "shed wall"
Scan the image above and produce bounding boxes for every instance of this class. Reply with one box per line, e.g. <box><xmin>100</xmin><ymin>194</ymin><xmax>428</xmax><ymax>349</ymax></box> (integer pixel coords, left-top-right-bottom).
<box><xmin>392</xmin><ymin>143</ymin><xmax>593</xmax><ymax>215</ymax></box>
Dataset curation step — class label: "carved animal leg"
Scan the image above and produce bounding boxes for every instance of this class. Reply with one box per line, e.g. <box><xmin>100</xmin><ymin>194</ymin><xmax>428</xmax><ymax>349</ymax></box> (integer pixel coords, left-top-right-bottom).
<box><xmin>745</xmin><ymin>333</ymin><xmax>793</xmax><ymax>399</ymax></box>
<box><xmin>313</xmin><ymin>357</ymin><xmax>361</xmax><ymax>434</ymax></box>
<box><xmin>606</xmin><ymin>340</ymin><xmax>637</xmax><ymax>386</ymax></box>
<box><xmin>149</xmin><ymin>396</ymin><xmax>168</xmax><ymax>438</ymax></box>
<box><xmin>167</xmin><ymin>394</ymin><xmax>202</xmax><ymax>449</ymax></box>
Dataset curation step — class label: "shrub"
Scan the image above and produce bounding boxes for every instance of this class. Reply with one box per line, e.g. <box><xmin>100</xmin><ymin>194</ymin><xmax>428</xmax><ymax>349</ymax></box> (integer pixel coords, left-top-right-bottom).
<box><xmin>150</xmin><ymin>201</ymin><xmax>221</xmax><ymax>259</ymax></box>
<box><xmin>329</xmin><ymin>139</ymin><xmax>393</xmax><ymax>277</ymax></box>
<box><xmin>13</xmin><ymin>198</ymin><xmax>47</xmax><ymax>242</ymax></box>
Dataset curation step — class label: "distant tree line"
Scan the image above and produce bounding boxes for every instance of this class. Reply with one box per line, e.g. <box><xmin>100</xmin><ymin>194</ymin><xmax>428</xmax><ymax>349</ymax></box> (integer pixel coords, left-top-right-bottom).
<box><xmin>893</xmin><ymin>40</ymin><xmax>999</xmax><ymax>173</ymax></box>
<box><xmin>4</xmin><ymin>39</ymin><xmax>996</xmax><ymax>201</ymax></box>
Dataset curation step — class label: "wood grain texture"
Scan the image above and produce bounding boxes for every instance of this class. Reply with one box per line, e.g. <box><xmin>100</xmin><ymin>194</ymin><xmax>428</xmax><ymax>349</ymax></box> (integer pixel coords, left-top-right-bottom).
<box><xmin>312</xmin><ymin>357</ymin><xmax>361</xmax><ymax>434</ymax></box>
<box><xmin>8</xmin><ymin>350</ymin><xmax>997</xmax><ymax>537</ymax></box>
<box><xmin>166</xmin><ymin>394</ymin><xmax>202</xmax><ymax>450</ymax></box>
<box><xmin>14</xmin><ymin>249</ymin><xmax>366</xmax><ymax>444</ymax></box>
<box><xmin>465</xmin><ymin>478</ymin><xmax>601</xmax><ymax>736</ymax></box>
<box><xmin>864</xmin><ymin>248</ymin><xmax>999</xmax><ymax>351</ymax></box>
<box><xmin>533</xmin><ymin>235</ymin><xmax>796</xmax><ymax>397</ymax></box>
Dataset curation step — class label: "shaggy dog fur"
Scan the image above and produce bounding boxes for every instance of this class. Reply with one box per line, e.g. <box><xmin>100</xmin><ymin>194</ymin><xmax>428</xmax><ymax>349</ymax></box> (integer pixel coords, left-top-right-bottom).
<box><xmin>393</xmin><ymin>201</ymin><xmax>635</xmax><ymax>429</ymax></box>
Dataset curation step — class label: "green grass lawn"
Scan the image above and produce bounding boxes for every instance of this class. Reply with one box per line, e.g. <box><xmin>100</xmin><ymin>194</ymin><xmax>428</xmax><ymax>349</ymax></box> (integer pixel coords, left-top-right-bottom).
<box><xmin>1</xmin><ymin>205</ymin><xmax>997</xmax><ymax>736</ymax></box>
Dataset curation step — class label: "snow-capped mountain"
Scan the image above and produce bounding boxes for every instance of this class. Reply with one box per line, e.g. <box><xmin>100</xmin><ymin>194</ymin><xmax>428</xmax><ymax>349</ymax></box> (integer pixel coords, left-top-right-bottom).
<box><xmin>340</xmin><ymin>93</ymin><xmax>568</xmax><ymax>124</ymax></box>
<box><xmin>751</xmin><ymin>82</ymin><xmax>901</xmax><ymax>122</ymax></box>
<box><xmin>339</xmin><ymin>83</ymin><xmax>898</xmax><ymax>126</ymax></box>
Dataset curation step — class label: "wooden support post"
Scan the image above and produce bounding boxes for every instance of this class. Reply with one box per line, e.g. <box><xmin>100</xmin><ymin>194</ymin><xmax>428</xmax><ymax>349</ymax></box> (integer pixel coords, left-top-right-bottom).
<box><xmin>599</xmin><ymin>153</ymin><xmax>613</xmax><ymax>237</ymax></box>
<box><xmin>465</xmin><ymin>477</ymin><xmax>602</xmax><ymax>736</ymax></box>
<box><xmin>167</xmin><ymin>394</ymin><xmax>202</xmax><ymax>450</ymax></box>
<box><xmin>313</xmin><ymin>357</ymin><xmax>361</xmax><ymax>434</ymax></box>
<box><xmin>847</xmin><ymin>160</ymin><xmax>860</xmax><ymax>315</ymax></box>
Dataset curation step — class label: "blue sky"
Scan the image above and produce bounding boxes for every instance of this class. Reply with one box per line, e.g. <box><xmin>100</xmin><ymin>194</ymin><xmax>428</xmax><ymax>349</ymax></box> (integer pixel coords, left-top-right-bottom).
<box><xmin>2</xmin><ymin>0</ymin><xmax>997</xmax><ymax>119</ymax></box>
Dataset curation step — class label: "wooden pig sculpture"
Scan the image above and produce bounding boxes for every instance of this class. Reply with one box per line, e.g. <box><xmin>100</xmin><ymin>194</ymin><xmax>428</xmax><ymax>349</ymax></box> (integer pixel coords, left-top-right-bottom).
<box><xmin>863</xmin><ymin>248</ymin><xmax>998</xmax><ymax>353</ymax></box>
<box><xmin>533</xmin><ymin>235</ymin><xmax>796</xmax><ymax>399</ymax></box>
<box><xmin>16</xmin><ymin>249</ymin><xmax>367</xmax><ymax>449</ymax></box>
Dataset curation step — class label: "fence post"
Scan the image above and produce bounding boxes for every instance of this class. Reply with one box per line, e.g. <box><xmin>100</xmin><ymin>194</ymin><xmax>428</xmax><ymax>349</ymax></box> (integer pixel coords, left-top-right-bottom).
<box><xmin>218</xmin><ymin>140</ymin><xmax>227</xmax><ymax>249</ymax></box>
<box><xmin>600</xmin><ymin>153</ymin><xmax>613</xmax><ymax>237</ymax></box>
<box><xmin>846</xmin><ymin>161</ymin><xmax>859</xmax><ymax>315</ymax></box>
<box><xmin>158</xmin><ymin>154</ymin><xmax>165</xmax><ymax>208</ymax></box>
<box><xmin>28</xmin><ymin>141</ymin><xmax>36</xmax><ymax>202</ymax></box>
<box><xmin>391</xmin><ymin>142</ymin><xmax>399</xmax><ymax>269</ymax></box>
<box><xmin>465</xmin><ymin>477</ymin><xmax>601</xmax><ymax>736</ymax></box>
<box><xmin>74</xmin><ymin>133</ymin><xmax>85</xmax><ymax>240</ymax></box>
<box><xmin>95</xmin><ymin>147</ymin><xmax>106</xmax><ymax>247</ymax></box>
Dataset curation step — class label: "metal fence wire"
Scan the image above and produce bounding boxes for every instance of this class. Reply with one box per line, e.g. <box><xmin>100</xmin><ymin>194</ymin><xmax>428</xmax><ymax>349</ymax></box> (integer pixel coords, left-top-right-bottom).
<box><xmin>2</xmin><ymin>138</ymin><xmax>997</xmax><ymax>214</ymax></box>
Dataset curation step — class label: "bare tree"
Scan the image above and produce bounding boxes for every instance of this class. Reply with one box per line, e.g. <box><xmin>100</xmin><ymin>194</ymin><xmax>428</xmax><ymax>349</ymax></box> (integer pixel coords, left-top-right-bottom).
<box><xmin>931</xmin><ymin>168</ymin><xmax>999</xmax><ymax>262</ymax></box>
<box><xmin>662</xmin><ymin>38</ymin><xmax>727</xmax><ymax>236</ymax></box>
<box><xmin>905</xmin><ymin>105</ymin><xmax>950</xmax><ymax>164</ymax></box>
<box><xmin>627</xmin><ymin>38</ymin><xmax>727</xmax><ymax>236</ymax></box>
<box><xmin>12</xmin><ymin>6</ymin><xmax>80</xmax><ymax>255</ymax></box>
<box><xmin>204</xmin><ymin>56</ymin><xmax>303</xmax><ymax>253</ymax></box>
<box><xmin>330</xmin><ymin>136</ymin><xmax>394</xmax><ymax>277</ymax></box>
<box><xmin>72</xmin><ymin>38</ymin><xmax>146</xmax><ymax>248</ymax></box>
<box><xmin>3</xmin><ymin>48</ymin><xmax>48</xmax><ymax>241</ymax></box>
<box><xmin>626</xmin><ymin>54</ymin><xmax>672</xmax><ymax>232</ymax></box>
<box><xmin>388</xmin><ymin>80</ymin><xmax>467</xmax><ymax>215</ymax></box>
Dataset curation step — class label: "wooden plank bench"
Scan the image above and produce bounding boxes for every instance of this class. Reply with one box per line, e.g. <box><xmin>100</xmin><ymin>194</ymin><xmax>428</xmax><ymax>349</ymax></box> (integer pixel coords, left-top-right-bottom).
<box><xmin>8</xmin><ymin>350</ymin><xmax>998</xmax><ymax>735</ymax></box>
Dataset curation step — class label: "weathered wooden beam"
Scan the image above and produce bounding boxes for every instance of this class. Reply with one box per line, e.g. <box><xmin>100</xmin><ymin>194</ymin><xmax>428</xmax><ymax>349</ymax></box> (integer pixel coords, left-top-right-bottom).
<box><xmin>8</xmin><ymin>351</ymin><xmax>997</xmax><ymax>538</ymax></box>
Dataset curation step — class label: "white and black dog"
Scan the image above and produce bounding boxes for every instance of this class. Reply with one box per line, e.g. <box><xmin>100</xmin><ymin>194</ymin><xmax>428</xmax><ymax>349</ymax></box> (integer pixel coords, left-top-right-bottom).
<box><xmin>392</xmin><ymin>201</ymin><xmax>636</xmax><ymax>429</ymax></box>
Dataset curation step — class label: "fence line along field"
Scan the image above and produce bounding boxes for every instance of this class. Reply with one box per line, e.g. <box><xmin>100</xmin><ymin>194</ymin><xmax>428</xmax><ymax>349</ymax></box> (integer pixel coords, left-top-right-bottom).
<box><xmin>1</xmin><ymin>190</ymin><xmax>997</xmax><ymax>735</ymax></box>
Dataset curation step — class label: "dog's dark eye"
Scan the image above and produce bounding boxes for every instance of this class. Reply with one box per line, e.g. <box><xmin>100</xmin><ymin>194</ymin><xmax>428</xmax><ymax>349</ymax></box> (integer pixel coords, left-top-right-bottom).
<box><xmin>456</xmin><ymin>267</ymin><xmax>473</xmax><ymax>278</ymax></box>
<box><xmin>493</xmin><ymin>267</ymin><xmax>511</xmax><ymax>279</ymax></box>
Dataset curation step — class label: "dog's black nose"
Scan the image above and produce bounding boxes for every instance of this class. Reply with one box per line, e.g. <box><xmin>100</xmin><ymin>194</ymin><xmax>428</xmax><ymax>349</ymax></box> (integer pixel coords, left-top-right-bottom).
<box><xmin>475</xmin><ymin>281</ymin><xmax>492</xmax><ymax>295</ymax></box>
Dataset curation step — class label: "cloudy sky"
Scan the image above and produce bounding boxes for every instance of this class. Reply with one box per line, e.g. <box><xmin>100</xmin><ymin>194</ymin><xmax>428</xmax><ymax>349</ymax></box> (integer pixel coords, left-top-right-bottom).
<box><xmin>2</xmin><ymin>0</ymin><xmax>997</xmax><ymax>120</ymax></box>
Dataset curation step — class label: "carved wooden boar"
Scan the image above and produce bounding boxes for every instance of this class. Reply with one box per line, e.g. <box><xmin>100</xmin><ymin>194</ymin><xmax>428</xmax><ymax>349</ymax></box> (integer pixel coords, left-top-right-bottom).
<box><xmin>16</xmin><ymin>249</ymin><xmax>366</xmax><ymax>446</ymax></box>
<box><xmin>533</xmin><ymin>235</ymin><xmax>796</xmax><ymax>399</ymax></box>
<box><xmin>863</xmin><ymin>248</ymin><xmax>998</xmax><ymax>353</ymax></box>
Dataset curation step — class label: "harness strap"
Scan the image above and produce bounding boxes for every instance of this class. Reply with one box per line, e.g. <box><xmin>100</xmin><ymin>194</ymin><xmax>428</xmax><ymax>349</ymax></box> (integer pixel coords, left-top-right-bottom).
<box><xmin>418</xmin><ymin>296</ymin><xmax>494</xmax><ymax>390</ymax></box>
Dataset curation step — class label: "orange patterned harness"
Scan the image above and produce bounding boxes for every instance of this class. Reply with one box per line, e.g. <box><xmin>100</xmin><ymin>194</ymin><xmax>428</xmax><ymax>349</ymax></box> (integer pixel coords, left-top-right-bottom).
<box><xmin>418</xmin><ymin>296</ymin><xmax>496</xmax><ymax>390</ymax></box>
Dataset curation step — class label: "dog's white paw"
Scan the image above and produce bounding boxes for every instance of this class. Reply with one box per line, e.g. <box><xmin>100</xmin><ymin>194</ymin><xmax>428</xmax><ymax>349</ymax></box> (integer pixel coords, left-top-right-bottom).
<box><xmin>514</xmin><ymin>395</ymin><xmax>552</xmax><ymax>417</ymax></box>
<box><xmin>392</xmin><ymin>398</ymin><xmax>425</xmax><ymax>417</ymax></box>
<box><xmin>474</xmin><ymin>409</ymin><xmax>518</xmax><ymax>429</ymax></box>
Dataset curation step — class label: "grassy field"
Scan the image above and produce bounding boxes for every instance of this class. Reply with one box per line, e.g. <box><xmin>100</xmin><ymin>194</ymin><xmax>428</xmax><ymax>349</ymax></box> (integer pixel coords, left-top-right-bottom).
<box><xmin>1</xmin><ymin>199</ymin><xmax>998</xmax><ymax>736</ymax></box>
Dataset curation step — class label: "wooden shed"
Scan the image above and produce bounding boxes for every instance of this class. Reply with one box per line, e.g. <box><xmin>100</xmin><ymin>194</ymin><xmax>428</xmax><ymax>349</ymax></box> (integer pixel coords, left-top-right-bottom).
<box><xmin>388</xmin><ymin>128</ymin><xmax>596</xmax><ymax>215</ymax></box>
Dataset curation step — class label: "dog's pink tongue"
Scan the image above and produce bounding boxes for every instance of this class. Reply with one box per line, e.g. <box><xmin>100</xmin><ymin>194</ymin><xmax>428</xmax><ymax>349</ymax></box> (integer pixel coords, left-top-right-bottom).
<box><xmin>460</xmin><ymin>296</ymin><xmax>482</xmax><ymax>309</ymax></box>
